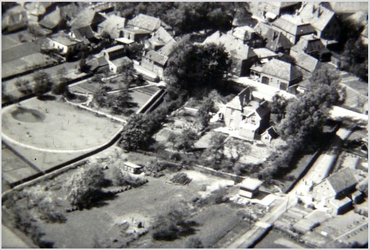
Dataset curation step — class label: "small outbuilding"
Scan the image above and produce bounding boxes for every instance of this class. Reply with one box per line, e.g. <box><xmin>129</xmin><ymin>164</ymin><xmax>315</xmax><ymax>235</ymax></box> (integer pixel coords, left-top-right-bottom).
<box><xmin>122</xmin><ymin>162</ymin><xmax>143</xmax><ymax>174</ymax></box>
<box><xmin>239</xmin><ymin>177</ymin><xmax>264</xmax><ymax>198</ymax></box>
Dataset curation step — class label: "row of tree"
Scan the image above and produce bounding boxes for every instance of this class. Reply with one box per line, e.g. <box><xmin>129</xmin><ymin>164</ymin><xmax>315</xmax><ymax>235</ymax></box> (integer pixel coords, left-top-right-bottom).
<box><xmin>115</xmin><ymin>2</ymin><xmax>250</xmax><ymax>35</ymax></box>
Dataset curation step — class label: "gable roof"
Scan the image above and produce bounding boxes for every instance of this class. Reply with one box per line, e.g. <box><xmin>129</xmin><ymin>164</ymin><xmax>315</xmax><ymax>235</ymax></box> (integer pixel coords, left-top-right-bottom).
<box><xmin>203</xmin><ymin>31</ymin><xmax>256</xmax><ymax>60</ymax></box>
<box><xmin>326</xmin><ymin>168</ymin><xmax>358</xmax><ymax>194</ymax></box>
<box><xmin>265</xmin><ymin>28</ymin><xmax>293</xmax><ymax>51</ymax></box>
<box><xmin>50</xmin><ymin>32</ymin><xmax>82</xmax><ymax>46</ymax></box>
<box><xmin>39</xmin><ymin>8</ymin><xmax>62</xmax><ymax>30</ymax></box>
<box><xmin>72</xmin><ymin>26</ymin><xmax>95</xmax><ymax>40</ymax></box>
<box><xmin>298</xmin><ymin>3</ymin><xmax>335</xmax><ymax>32</ymax></box>
<box><xmin>2</xmin><ymin>5</ymin><xmax>27</xmax><ymax>30</ymax></box>
<box><xmin>273</xmin><ymin>15</ymin><xmax>315</xmax><ymax>36</ymax></box>
<box><xmin>230</xmin><ymin>26</ymin><xmax>256</xmax><ymax>41</ymax></box>
<box><xmin>157</xmin><ymin>39</ymin><xmax>177</xmax><ymax>57</ymax></box>
<box><xmin>290</xmin><ymin>52</ymin><xmax>319</xmax><ymax>73</ymax></box>
<box><xmin>253</xmin><ymin>48</ymin><xmax>277</xmax><ymax>59</ymax></box>
<box><xmin>127</xmin><ymin>14</ymin><xmax>161</xmax><ymax>32</ymax></box>
<box><xmin>110</xmin><ymin>56</ymin><xmax>132</xmax><ymax>67</ymax></box>
<box><xmin>144</xmin><ymin>50</ymin><xmax>169</xmax><ymax>66</ymax></box>
<box><xmin>70</xmin><ymin>8</ymin><xmax>105</xmax><ymax>30</ymax></box>
<box><xmin>87</xmin><ymin>56</ymin><xmax>108</xmax><ymax>71</ymax></box>
<box><xmin>261</xmin><ymin>126</ymin><xmax>278</xmax><ymax>138</ymax></box>
<box><xmin>148</xmin><ymin>27</ymin><xmax>174</xmax><ymax>46</ymax></box>
<box><xmin>291</xmin><ymin>34</ymin><xmax>327</xmax><ymax>54</ymax></box>
<box><xmin>98</xmin><ymin>14</ymin><xmax>125</xmax><ymax>38</ymax></box>
<box><xmin>261</xmin><ymin>58</ymin><xmax>302</xmax><ymax>81</ymax></box>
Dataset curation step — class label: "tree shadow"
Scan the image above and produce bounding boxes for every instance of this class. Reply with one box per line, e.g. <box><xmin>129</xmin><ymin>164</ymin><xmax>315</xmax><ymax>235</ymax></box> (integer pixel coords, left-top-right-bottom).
<box><xmin>37</xmin><ymin>95</ymin><xmax>56</xmax><ymax>101</ymax></box>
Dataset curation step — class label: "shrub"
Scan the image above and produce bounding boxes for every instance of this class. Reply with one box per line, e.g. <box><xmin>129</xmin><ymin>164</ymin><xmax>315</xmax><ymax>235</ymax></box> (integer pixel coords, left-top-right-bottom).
<box><xmin>111</xmin><ymin>167</ymin><xmax>148</xmax><ymax>187</ymax></box>
<box><xmin>170</xmin><ymin>173</ymin><xmax>192</xmax><ymax>185</ymax></box>
<box><xmin>185</xmin><ymin>237</ymin><xmax>204</xmax><ymax>248</ymax></box>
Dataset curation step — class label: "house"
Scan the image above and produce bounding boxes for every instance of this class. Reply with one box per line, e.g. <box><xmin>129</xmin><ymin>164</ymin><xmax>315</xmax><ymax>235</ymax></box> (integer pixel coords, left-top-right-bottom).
<box><xmin>121</xmin><ymin>161</ymin><xmax>143</xmax><ymax>174</ymax></box>
<box><xmin>290</xmin><ymin>34</ymin><xmax>331</xmax><ymax>61</ymax></box>
<box><xmin>239</xmin><ymin>177</ymin><xmax>264</xmax><ymax>198</ymax></box>
<box><xmin>141</xmin><ymin>39</ymin><xmax>177</xmax><ymax>79</ymax></box>
<box><xmin>224</xmin><ymin>87</ymin><xmax>270</xmax><ymax>140</ymax></box>
<box><xmin>258</xmin><ymin>59</ymin><xmax>302</xmax><ymax>91</ymax></box>
<box><xmin>145</xmin><ymin>27</ymin><xmax>175</xmax><ymax>51</ymax></box>
<box><xmin>227</xmin><ymin>26</ymin><xmax>264</xmax><ymax>48</ymax></box>
<box><xmin>101</xmin><ymin>45</ymin><xmax>126</xmax><ymax>61</ymax></box>
<box><xmin>48</xmin><ymin>32</ymin><xmax>83</xmax><ymax>56</ymax></box>
<box><xmin>312</xmin><ymin>168</ymin><xmax>358</xmax><ymax>203</ymax></box>
<box><xmin>250</xmin><ymin>2</ymin><xmax>301</xmax><ymax>21</ymax></box>
<box><xmin>329</xmin><ymin>197</ymin><xmax>353</xmax><ymax>215</ymax></box>
<box><xmin>203</xmin><ymin>31</ymin><xmax>258</xmax><ymax>76</ymax></box>
<box><xmin>69</xmin><ymin>8</ymin><xmax>106</xmax><ymax>31</ymax></box>
<box><xmin>265</xmin><ymin>28</ymin><xmax>293</xmax><ymax>53</ymax></box>
<box><xmin>261</xmin><ymin>126</ymin><xmax>278</xmax><ymax>144</ymax></box>
<box><xmin>108</xmin><ymin>57</ymin><xmax>132</xmax><ymax>74</ymax></box>
<box><xmin>290</xmin><ymin>52</ymin><xmax>319</xmax><ymax>73</ymax></box>
<box><xmin>298</xmin><ymin>3</ymin><xmax>341</xmax><ymax>43</ymax></box>
<box><xmin>253</xmin><ymin>48</ymin><xmax>277</xmax><ymax>64</ymax></box>
<box><xmin>86</xmin><ymin>56</ymin><xmax>109</xmax><ymax>73</ymax></box>
<box><xmin>39</xmin><ymin>7</ymin><xmax>64</xmax><ymax>32</ymax></box>
<box><xmin>119</xmin><ymin>14</ymin><xmax>165</xmax><ymax>44</ymax></box>
<box><xmin>97</xmin><ymin>14</ymin><xmax>126</xmax><ymax>39</ymax></box>
<box><xmin>2</xmin><ymin>5</ymin><xmax>28</xmax><ymax>33</ymax></box>
<box><xmin>272</xmin><ymin>15</ymin><xmax>316</xmax><ymax>44</ymax></box>
<box><xmin>69</xmin><ymin>26</ymin><xmax>97</xmax><ymax>45</ymax></box>
<box><xmin>361</xmin><ymin>24</ymin><xmax>368</xmax><ymax>45</ymax></box>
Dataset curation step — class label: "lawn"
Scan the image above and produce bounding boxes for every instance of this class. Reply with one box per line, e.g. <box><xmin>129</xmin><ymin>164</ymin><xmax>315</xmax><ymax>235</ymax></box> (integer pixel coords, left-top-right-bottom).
<box><xmin>2</xmin><ymin>145</ymin><xmax>39</xmax><ymax>189</ymax></box>
<box><xmin>2</xmin><ymin>96</ymin><xmax>122</xmax><ymax>174</ymax></box>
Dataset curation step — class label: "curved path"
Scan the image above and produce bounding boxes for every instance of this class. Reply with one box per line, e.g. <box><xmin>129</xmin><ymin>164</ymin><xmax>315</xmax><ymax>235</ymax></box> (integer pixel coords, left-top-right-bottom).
<box><xmin>2</xmin><ymin>127</ymin><xmax>123</xmax><ymax>154</ymax></box>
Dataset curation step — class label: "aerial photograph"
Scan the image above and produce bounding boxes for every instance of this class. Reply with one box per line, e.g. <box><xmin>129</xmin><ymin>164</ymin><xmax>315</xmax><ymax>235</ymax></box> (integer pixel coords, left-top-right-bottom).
<box><xmin>1</xmin><ymin>1</ymin><xmax>368</xmax><ymax>248</ymax></box>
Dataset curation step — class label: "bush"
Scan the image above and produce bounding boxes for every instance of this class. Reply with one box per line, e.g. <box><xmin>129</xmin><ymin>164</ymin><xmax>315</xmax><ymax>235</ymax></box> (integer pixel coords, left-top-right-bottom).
<box><xmin>185</xmin><ymin>237</ymin><xmax>204</xmax><ymax>248</ymax></box>
<box><xmin>170</xmin><ymin>173</ymin><xmax>192</xmax><ymax>185</ymax></box>
<box><xmin>111</xmin><ymin>167</ymin><xmax>148</xmax><ymax>187</ymax></box>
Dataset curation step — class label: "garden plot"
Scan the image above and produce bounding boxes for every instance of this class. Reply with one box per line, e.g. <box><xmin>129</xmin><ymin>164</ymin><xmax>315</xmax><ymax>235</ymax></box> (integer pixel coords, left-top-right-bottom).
<box><xmin>2</xmin><ymin>97</ymin><xmax>122</xmax><ymax>173</ymax></box>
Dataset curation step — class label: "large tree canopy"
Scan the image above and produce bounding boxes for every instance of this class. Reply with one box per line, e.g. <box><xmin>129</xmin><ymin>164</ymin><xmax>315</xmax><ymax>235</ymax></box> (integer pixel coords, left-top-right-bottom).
<box><xmin>164</xmin><ymin>42</ymin><xmax>231</xmax><ymax>97</ymax></box>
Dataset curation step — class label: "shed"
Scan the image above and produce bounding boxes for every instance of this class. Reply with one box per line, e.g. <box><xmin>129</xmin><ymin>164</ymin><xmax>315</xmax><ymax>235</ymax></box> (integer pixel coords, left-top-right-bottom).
<box><xmin>239</xmin><ymin>177</ymin><xmax>264</xmax><ymax>198</ymax></box>
<box><xmin>122</xmin><ymin>162</ymin><xmax>143</xmax><ymax>174</ymax></box>
<box><xmin>329</xmin><ymin>197</ymin><xmax>352</xmax><ymax>215</ymax></box>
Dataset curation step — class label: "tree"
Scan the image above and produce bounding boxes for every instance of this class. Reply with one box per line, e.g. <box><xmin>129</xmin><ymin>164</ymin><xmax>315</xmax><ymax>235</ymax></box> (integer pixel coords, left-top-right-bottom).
<box><xmin>164</xmin><ymin>42</ymin><xmax>230</xmax><ymax>96</ymax></box>
<box><xmin>33</xmin><ymin>72</ymin><xmax>53</xmax><ymax>96</ymax></box>
<box><xmin>119</xmin><ymin>114</ymin><xmax>152</xmax><ymax>151</ymax></box>
<box><xmin>197</xmin><ymin>97</ymin><xmax>215</xmax><ymax>128</ymax></box>
<box><xmin>173</xmin><ymin>128</ymin><xmax>198</xmax><ymax>152</ymax></box>
<box><xmin>107</xmin><ymin>90</ymin><xmax>134</xmax><ymax>115</ymax></box>
<box><xmin>15</xmin><ymin>79</ymin><xmax>33</xmax><ymax>95</ymax></box>
<box><xmin>66</xmin><ymin>165</ymin><xmax>105</xmax><ymax>209</ymax></box>
<box><xmin>270</xmin><ymin>95</ymin><xmax>288</xmax><ymax>124</ymax></box>
<box><xmin>52</xmin><ymin>68</ymin><xmax>70</xmax><ymax>95</ymax></box>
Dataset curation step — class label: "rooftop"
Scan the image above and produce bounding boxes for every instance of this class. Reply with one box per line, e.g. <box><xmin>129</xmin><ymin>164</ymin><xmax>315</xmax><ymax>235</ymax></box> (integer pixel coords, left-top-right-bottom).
<box><xmin>50</xmin><ymin>32</ymin><xmax>82</xmax><ymax>46</ymax></box>
<box><xmin>326</xmin><ymin>168</ymin><xmax>358</xmax><ymax>194</ymax></box>
<box><xmin>290</xmin><ymin>52</ymin><xmax>319</xmax><ymax>73</ymax></box>
<box><xmin>144</xmin><ymin>50</ymin><xmax>168</xmax><ymax>65</ymax></box>
<box><xmin>298</xmin><ymin>3</ymin><xmax>335</xmax><ymax>31</ymax></box>
<box><xmin>239</xmin><ymin>177</ymin><xmax>264</xmax><ymax>190</ymax></box>
<box><xmin>127</xmin><ymin>13</ymin><xmax>161</xmax><ymax>32</ymax></box>
<box><xmin>253</xmin><ymin>48</ymin><xmax>277</xmax><ymax>58</ymax></box>
<box><xmin>261</xmin><ymin>58</ymin><xmax>302</xmax><ymax>81</ymax></box>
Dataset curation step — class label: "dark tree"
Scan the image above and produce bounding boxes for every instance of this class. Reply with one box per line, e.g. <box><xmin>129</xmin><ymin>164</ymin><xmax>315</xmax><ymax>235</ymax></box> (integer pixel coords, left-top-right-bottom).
<box><xmin>164</xmin><ymin>42</ymin><xmax>230</xmax><ymax>96</ymax></box>
<box><xmin>15</xmin><ymin>79</ymin><xmax>33</xmax><ymax>95</ymax></box>
<box><xmin>197</xmin><ymin>97</ymin><xmax>215</xmax><ymax>128</ymax></box>
<box><xmin>270</xmin><ymin>95</ymin><xmax>288</xmax><ymax>124</ymax></box>
<box><xmin>33</xmin><ymin>72</ymin><xmax>53</xmax><ymax>96</ymax></box>
<box><xmin>119</xmin><ymin>114</ymin><xmax>152</xmax><ymax>151</ymax></box>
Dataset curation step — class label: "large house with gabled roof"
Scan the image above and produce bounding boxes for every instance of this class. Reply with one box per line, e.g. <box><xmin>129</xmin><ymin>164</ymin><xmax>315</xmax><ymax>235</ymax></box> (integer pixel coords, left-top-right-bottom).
<box><xmin>271</xmin><ymin>15</ymin><xmax>316</xmax><ymax>44</ymax></box>
<box><xmin>298</xmin><ymin>3</ymin><xmax>340</xmax><ymax>43</ymax></box>
<box><xmin>223</xmin><ymin>87</ymin><xmax>271</xmax><ymax>140</ymax></box>
<box><xmin>257</xmin><ymin>58</ymin><xmax>302</xmax><ymax>91</ymax></box>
